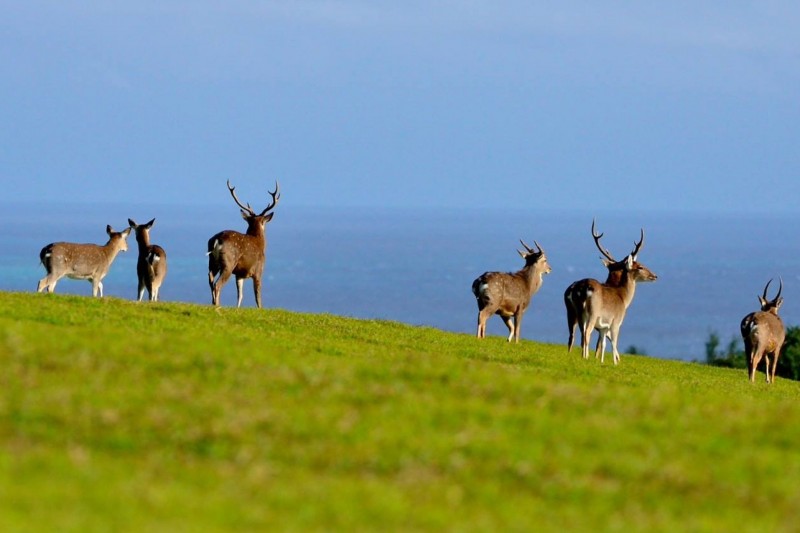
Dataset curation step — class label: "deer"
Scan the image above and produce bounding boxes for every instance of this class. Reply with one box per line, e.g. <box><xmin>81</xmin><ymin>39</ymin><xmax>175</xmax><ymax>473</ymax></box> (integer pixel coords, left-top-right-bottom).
<box><xmin>128</xmin><ymin>218</ymin><xmax>168</xmax><ymax>302</ymax></box>
<box><xmin>472</xmin><ymin>239</ymin><xmax>552</xmax><ymax>343</ymax></box>
<box><xmin>741</xmin><ymin>278</ymin><xmax>785</xmax><ymax>384</ymax></box>
<box><xmin>208</xmin><ymin>180</ymin><xmax>280</xmax><ymax>308</ymax></box>
<box><xmin>37</xmin><ymin>224</ymin><xmax>131</xmax><ymax>297</ymax></box>
<box><xmin>564</xmin><ymin>221</ymin><xmax>657</xmax><ymax>364</ymax></box>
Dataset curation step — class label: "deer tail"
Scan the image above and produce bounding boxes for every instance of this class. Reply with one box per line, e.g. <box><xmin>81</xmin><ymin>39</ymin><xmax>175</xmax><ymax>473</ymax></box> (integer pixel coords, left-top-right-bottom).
<box><xmin>39</xmin><ymin>244</ymin><xmax>54</xmax><ymax>272</ymax></box>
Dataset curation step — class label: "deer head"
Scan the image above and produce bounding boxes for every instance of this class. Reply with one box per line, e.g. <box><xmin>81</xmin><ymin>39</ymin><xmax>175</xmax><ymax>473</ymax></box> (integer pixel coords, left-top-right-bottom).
<box><xmin>758</xmin><ymin>278</ymin><xmax>784</xmax><ymax>314</ymax></box>
<box><xmin>227</xmin><ymin>179</ymin><xmax>280</xmax><ymax>235</ymax></box>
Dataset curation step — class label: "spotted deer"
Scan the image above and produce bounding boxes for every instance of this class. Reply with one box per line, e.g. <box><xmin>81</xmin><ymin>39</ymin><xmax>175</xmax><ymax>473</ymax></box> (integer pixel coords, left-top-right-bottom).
<box><xmin>472</xmin><ymin>240</ymin><xmax>552</xmax><ymax>343</ymax></box>
<box><xmin>208</xmin><ymin>180</ymin><xmax>280</xmax><ymax>308</ymax></box>
<box><xmin>741</xmin><ymin>278</ymin><xmax>785</xmax><ymax>383</ymax></box>
<box><xmin>37</xmin><ymin>225</ymin><xmax>131</xmax><ymax>297</ymax></box>
<box><xmin>128</xmin><ymin>218</ymin><xmax>168</xmax><ymax>302</ymax></box>
<box><xmin>564</xmin><ymin>221</ymin><xmax>657</xmax><ymax>364</ymax></box>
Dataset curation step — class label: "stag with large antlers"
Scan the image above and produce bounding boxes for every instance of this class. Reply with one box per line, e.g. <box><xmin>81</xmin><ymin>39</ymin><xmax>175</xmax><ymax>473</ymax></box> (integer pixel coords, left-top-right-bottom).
<box><xmin>207</xmin><ymin>180</ymin><xmax>280</xmax><ymax>308</ymax></box>
<box><xmin>564</xmin><ymin>220</ymin><xmax>657</xmax><ymax>364</ymax></box>
<box><xmin>741</xmin><ymin>278</ymin><xmax>785</xmax><ymax>383</ymax></box>
<box><xmin>472</xmin><ymin>239</ymin><xmax>552</xmax><ymax>343</ymax></box>
<box><xmin>37</xmin><ymin>225</ymin><xmax>131</xmax><ymax>297</ymax></box>
<box><xmin>128</xmin><ymin>218</ymin><xmax>168</xmax><ymax>302</ymax></box>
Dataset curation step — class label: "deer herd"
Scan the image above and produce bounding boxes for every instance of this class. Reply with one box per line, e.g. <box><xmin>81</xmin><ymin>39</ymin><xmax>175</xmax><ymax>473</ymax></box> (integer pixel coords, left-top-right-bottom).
<box><xmin>34</xmin><ymin>181</ymin><xmax>785</xmax><ymax>383</ymax></box>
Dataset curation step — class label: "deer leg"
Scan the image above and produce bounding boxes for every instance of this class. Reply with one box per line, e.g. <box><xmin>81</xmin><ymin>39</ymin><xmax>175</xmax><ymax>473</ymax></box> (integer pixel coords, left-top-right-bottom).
<box><xmin>137</xmin><ymin>278</ymin><xmax>146</xmax><ymax>302</ymax></box>
<box><xmin>750</xmin><ymin>350</ymin><xmax>763</xmax><ymax>383</ymax></box>
<box><xmin>211</xmin><ymin>269</ymin><xmax>232</xmax><ymax>307</ymax></box>
<box><xmin>596</xmin><ymin>328</ymin><xmax>608</xmax><ymax>363</ymax></box>
<box><xmin>580</xmin><ymin>321</ymin><xmax>592</xmax><ymax>360</ymax></box>
<box><xmin>476</xmin><ymin>307</ymin><xmax>492</xmax><ymax>339</ymax></box>
<box><xmin>253</xmin><ymin>277</ymin><xmax>262</xmax><ymax>309</ymax></box>
<box><xmin>610</xmin><ymin>325</ymin><xmax>622</xmax><ymax>365</ymax></box>
<box><xmin>770</xmin><ymin>352</ymin><xmax>779</xmax><ymax>383</ymax></box>
<box><xmin>566</xmin><ymin>304</ymin><xmax>576</xmax><ymax>352</ymax></box>
<box><xmin>235</xmin><ymin>277</ymin><xmax>245</xmax><ymax>308</ymax></box>
<box><xmin>513</xmin><ymin>311</ymin><xmax>523</xmax><ymax>343</ymax></box>
<box><xmin>38</xmin><ymin>275</ymin><xmax>55</xmax><ymax>293</ymax></box>
<box><xmin>146</xmin><ymin>279</ymin><xmax>155</xmax><ymax>302</ymax></box>
<box><xmin>208</xmin><ymin>271</ymin><xmax>217</xmax><ymax>304</ymax></box>
<box><xmin>764</xmin><ymin>354</ymin><xmax>772</xmax><ymax>383</ymax></box>
<box><xmin>502</xmin><ymin>315</ymin><xmax>515</xmax><ymax>342</ymax></box>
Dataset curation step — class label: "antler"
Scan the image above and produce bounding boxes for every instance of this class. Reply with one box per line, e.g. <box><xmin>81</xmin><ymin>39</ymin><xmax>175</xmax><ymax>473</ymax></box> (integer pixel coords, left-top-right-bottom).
<box><xmin>631</xmin><ymin>229</ymin><xmax>644</xmax><ymax>259</ymax></box>
<box><xmin>519</xmin><ymin>239</ymin><xmax>545</xmax><ymax>255</ymax></box>
<box><xmin>591</xmin><ymin>219</ymin><xmax>616</xmax><ymax>262</ymax></box>
<box><xmin>763</xmin><ymin>277</ymin><xmax>783</xmax><ymax>302</ymax></box>
<box><xmin>227</xmin><ymin>180</ymin><xmax>256</xmax><ymax>216</ymax></box>
<box><xmin>258</xmin><ymin>181</ymin><xmax>281</xmax><ymax>216</ymax></box>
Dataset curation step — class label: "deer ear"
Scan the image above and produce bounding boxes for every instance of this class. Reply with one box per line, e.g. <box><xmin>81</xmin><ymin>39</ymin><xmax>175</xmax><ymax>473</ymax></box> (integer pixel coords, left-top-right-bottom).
<box><xmin>625</xmin><ymin>255</ymin><xmax>634</xmax><ymax>269</ymax></box>
<box><xmin>128</xmin><ymin>218</ymin><xmax>137</xmax><ymax>228</ymax></box>
<box><xmin>263</xmin><ymin>212</ymin><xmax>275</xmax><ymax>223</ymax></box>
<box><xmin>145</xmin><ymin>218</ymin><xmax>155</xmax><ymax>228</ymax></box>
<box><xmin>518</xmin><ymin>249</ymin><xmax>526</xmax><ymax>259</ymax></box>
<box><xmin>240</xmin><ymin>209</ymin><xmax>250</xmax><ymax>220</ymax></box>
<box><xmin>758</xmin><ymin>296</ymin><xmax>768</xmax><ymax>307</ymax></box>
<box><xmin>600</xmin><ymin>257</ymin><xmax>613</xmax><ymax>267</ymax></box>
<box><xmin>106</xmin><ymin>225</ymin><xmax>113</xmax><ymax>235</ymax></box>
<box><xmin>122</xmin><ymin>227</ymin><xmax>132</xmax><ymax>237</ymax></box>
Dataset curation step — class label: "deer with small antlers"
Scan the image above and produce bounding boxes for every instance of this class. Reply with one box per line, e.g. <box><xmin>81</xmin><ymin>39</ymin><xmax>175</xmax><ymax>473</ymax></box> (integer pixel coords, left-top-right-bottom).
<box><xmin>472</xmin><ymin>240</ymin><xmax>552</xmax><ymax>343</ymax></box>
<box><xmin>208</xmin><ymin>180</ymin><xmax>280</xmax><ymax>308</ymax></box>
<box><xmin>128</xmin><ymin>218</ymin><xmax>168</xmax><ymax>302</ymax></box>
<box><xmin>741</xmin><ymin>278</ymin><xmax>785</xmax><ymax>384</ymax></box>
<box><xmin>37</xmin><ymin>225</ymin><xmax>131</xmax><ymax>297</ymax></box>
<box><xmin>564</xmin><ymin>221</ymin><xmax>657</xmax><ymax>364</ymax></box>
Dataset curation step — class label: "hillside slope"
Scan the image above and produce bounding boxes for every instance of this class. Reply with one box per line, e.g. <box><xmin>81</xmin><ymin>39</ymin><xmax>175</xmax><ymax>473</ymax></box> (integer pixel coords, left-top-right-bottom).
<box><xmin>1</xmin><ymin>292</ymin><xmax>799</xmax><ymax>531</ymax></box>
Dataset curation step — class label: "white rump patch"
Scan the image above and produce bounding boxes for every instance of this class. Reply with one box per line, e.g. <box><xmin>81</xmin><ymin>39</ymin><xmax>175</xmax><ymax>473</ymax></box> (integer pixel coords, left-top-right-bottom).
<box><xmin>207</xmin><ymin>239</ymin><xmax>223</xmax><ymax>257</ymax></box>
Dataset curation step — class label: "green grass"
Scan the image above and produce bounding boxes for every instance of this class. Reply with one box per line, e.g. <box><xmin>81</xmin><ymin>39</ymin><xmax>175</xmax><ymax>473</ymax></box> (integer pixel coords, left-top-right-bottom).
<box><xmin>1</xmin><ymin>291</ymin><xmax>799</xmax><ymax>531</ymax></box>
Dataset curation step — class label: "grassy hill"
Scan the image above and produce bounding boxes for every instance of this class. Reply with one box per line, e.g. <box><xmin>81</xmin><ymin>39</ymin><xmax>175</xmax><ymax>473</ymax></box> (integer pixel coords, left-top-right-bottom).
<box><xmin>1</xmin><ymin>291</ymin><xmax>799</xmax><ymax>531</ymax></box>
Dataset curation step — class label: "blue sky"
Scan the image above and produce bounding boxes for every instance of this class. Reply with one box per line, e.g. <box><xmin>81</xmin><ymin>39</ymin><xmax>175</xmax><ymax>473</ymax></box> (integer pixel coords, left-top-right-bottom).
<box><xmin>3</xmin><ymin>1</ymin><xmax>799</xmax><ymax>212</ymax></box>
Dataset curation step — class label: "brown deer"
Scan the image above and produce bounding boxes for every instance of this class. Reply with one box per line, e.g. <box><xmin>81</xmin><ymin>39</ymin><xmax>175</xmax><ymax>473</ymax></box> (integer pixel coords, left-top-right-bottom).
<box><xmin>208</xmin><ymin>180</ymin><xmax>280</xmax><ymax>308</ymax></box>
<box><xmin>472</xmin><ymin>240</ymin><xmax>552</xmax><ymax>343</ymax></box>
<box><xmin>565</xmin><ymin>221</ymin><xmax>657</xmax><ymax>364</ymax></box>
<box><xmin>128</xmin><ymin>218</ymin><xmax>168</xmax><ymax>302</ymax></box>
<box><xmin>741</xmin><ymin>278</ymin><xmax>785</xmax><ymax>383</ymax></box>
<box><xmin>37</xmin><ymin>225</ymin><xmax>131</xmax><ymax>297</ymax></box>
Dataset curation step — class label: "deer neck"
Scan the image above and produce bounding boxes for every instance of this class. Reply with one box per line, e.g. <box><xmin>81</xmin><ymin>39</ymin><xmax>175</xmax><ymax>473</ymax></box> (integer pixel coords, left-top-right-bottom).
<box><xmin>135</xmin><ymin>233</ymin><xmax>151</xmax><ymax>255</ymax></box>
<box><xmin>617</xmin><ymin>269</ymin><xmax>637</xmax><ymax>308</ymax></box>
<box><xmin>519</xmin><ymin>263</ymin><xmax>545</xmax><ymax>294</ymax></box>
<box><xmin>103</xmin><ymin>238</ymin><xmax>126</xmax><ymax>259</ymax></box>
<box><xmin>244</xmin><ymin>220</ymin><xmax>266</xmax><ymax>241</ymax></box>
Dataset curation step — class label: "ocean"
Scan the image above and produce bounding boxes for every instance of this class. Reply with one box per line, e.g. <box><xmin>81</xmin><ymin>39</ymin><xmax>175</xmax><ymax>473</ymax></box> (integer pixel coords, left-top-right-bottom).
<box><xmin>3</xmin><ymin>201</ymin><xmax>799</xmax><ymax>361</ymax></box>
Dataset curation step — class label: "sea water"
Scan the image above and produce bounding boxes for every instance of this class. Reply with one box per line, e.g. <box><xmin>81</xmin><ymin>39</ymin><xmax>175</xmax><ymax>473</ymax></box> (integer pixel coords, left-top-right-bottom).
<box><xmin>3</xmin><ymin>201</ymin><xmax>798</xmax><ymax>361</ymax></box>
